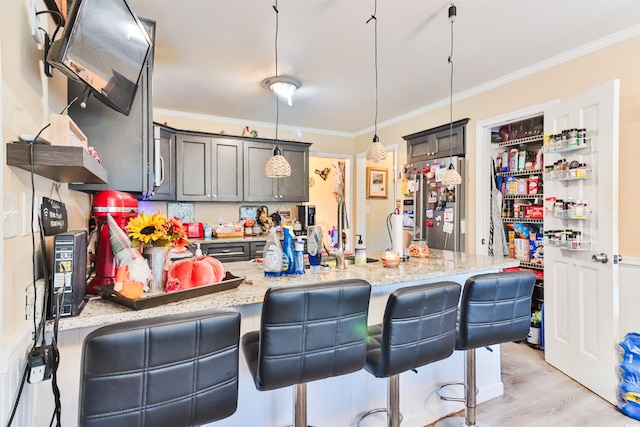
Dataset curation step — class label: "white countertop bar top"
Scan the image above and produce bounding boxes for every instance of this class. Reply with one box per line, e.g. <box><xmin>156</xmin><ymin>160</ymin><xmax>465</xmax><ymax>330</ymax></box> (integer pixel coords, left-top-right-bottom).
<box><xmin>57</xmin><ymin>250</ymin><xmax>518</xmax><ymax>332</ymax></box>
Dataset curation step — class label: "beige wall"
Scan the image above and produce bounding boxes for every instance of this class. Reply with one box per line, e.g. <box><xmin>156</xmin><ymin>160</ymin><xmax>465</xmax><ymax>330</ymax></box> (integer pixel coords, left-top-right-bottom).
<box><xmin>2</xmin><ymin>0</ymin><xmax>92</xmax><ymax>347</ymax></box>
<box><xmin>356</xmin><ymin>35</ymin><xmax>640</xmax><ymax>257</ymax></box>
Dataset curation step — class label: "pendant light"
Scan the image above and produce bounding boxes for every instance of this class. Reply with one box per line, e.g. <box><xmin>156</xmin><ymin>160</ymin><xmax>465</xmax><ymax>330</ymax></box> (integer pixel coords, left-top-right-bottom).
<box><xmin>265</xmin><ymin>0</ymin><xmax>292</xmax><ymax>178</ymax></box>
<box><xmin>441</xmin><ymin>2</ymin><xmax>462</xmax><ymax>186</ymax></box>
<box><xmin>365</xmin><ymin>0</ymin><xmax>387</xmax><ymax>163</ymax></box>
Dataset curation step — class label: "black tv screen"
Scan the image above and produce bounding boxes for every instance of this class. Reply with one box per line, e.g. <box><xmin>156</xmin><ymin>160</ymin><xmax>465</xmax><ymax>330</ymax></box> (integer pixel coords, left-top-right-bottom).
<box><xmin>46</xmin><ymin>0</ymin><xmax>151</xmax><ymax>116</ymax></box>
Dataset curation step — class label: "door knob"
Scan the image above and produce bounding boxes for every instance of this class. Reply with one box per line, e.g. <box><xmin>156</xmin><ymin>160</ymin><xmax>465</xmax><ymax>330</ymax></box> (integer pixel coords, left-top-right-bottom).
<box><xmin>592</xmin><ymin>253</ymin><xmax>608</xmax><ymax>264</ymax></box>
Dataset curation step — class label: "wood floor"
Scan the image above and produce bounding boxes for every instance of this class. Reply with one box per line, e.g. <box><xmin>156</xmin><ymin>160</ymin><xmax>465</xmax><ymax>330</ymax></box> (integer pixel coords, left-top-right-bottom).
<box><xmin>426</xmin><ymin>342</ymin><xmax>636</xmax><ymax>427</ymax></box>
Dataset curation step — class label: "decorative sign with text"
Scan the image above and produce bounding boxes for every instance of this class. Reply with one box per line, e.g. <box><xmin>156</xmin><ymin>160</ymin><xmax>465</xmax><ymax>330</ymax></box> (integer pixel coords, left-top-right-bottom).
<box><xmin>41</xmin><ymin>197</ymin><xmax>68</xmax><ymax>235</ymax></box>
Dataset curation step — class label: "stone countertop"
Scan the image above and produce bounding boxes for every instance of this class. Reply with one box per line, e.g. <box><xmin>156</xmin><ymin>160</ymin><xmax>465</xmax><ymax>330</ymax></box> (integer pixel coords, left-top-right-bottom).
<box><xmin>56</xmin><ymin>250</ymin><xmax>519</xmax><ymax>332</ymax></box>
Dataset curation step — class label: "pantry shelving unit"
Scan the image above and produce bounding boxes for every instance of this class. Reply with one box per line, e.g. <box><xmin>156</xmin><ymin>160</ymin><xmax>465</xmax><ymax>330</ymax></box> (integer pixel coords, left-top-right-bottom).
<box><xmin>543</xmin><ymin>131</ymin><xmax>595</xmax><ymax>255</ymax></box>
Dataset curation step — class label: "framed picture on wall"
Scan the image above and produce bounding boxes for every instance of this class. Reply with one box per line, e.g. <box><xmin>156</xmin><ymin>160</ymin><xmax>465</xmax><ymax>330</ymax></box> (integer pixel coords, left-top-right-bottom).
<box><xmin>366</xmin><ymin>167</ymin><xmax>388</xmax><ymax>199</ymax></box>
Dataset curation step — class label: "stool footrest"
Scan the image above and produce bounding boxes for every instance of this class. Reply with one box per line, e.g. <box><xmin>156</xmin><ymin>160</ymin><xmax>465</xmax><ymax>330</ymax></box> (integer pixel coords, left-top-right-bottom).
<box><xmin>356</xmin><ymin>408</ymin><xmax>403</xmax><ymax>426</ymax></box>
<box><xmin>436</xmin><ymin>381</ymin><xmax>466</xmax><ymax>403</ymax></box>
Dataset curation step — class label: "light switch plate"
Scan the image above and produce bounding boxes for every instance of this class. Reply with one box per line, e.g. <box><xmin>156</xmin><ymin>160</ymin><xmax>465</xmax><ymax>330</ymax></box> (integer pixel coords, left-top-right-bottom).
<box><xmin>4</xmin><ymin>192</ymin><xmax>19</xmax><ymax>239</ymax></box>
<box><xmin>22</xmin><ymin>192</ymin><xmax>42</xmax><ymax>237</ymax></box>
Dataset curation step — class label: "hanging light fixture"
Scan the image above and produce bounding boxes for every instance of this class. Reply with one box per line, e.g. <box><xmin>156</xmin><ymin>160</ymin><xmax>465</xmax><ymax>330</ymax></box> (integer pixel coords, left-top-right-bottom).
<box><xmin>441</xmin><ymin>2</ymin><xmax>462</xmax><ymax>186</ymax></box>
<box><xmin>365</xmin><ymin>0</ymin><xmax>387</xmax><ymax>163</ymax></box>
<box><xmin>265</xmin><ymin>0</ymin><xmax>292</xmax><ymax>178</ymax></box>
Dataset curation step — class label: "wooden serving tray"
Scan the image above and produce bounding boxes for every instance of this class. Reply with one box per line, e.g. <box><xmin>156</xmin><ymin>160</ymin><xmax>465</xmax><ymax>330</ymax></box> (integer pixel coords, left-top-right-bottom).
<box><xmin>213</xmin><ymin>231</ymin><xmax>244</xmax><ymax>238</ymax></box>
<box><xmin>94</xmin><ymin>272</ymin><xmax>244</xmax><ymax>310</ymax></box>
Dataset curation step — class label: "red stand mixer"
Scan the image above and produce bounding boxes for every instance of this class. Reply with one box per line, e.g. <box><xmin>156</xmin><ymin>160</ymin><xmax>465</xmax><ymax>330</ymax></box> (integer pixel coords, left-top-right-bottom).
<box><xmin>87</xmin><ymin>190</ymin><xmax>138</xmax><ymax>294</ymax></box>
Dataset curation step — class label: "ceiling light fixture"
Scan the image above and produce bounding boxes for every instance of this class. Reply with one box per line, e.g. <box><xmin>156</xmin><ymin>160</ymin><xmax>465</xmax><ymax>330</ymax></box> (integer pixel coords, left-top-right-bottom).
<box><xmin>365</xmin><ymin>0</ymin><xmax>387</xmax><ymax>163</ymax></box>
<box><xmin>441</xmin><ymin>1</ymin><xmax>462</xmax><ymax>186</ymax></box>
<box><xmin>262</xmin><ymin>76</ymin><xmax>300</xmax><ymax>107</ymax></box>
<box><xmin>265</xmin><ymin>0</ymin><xmax>292</xmax><ymax>178</ymax></box>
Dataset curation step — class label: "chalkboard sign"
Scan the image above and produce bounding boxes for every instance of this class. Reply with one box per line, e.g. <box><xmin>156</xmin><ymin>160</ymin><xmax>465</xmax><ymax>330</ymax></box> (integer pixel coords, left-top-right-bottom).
<box><xmin>41</xmin><ymin>197</ymin><xmax>68</xmax><ymax>235</ymax></box>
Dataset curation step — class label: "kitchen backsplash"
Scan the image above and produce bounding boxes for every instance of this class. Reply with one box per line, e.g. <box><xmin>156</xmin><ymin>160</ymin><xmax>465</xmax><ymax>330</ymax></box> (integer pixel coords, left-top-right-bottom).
<box><xmin>138</xmin><ymin>201</ymin><xmax>299</xmax><ymax>225</ymax></box>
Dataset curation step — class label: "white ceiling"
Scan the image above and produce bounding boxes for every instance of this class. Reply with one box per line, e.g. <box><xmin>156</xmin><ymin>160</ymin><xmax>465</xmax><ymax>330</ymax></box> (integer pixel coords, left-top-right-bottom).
<box><xmin>127</xmin><ymin>0</ymin><xmax>640</xmax><ymax>135</ymax></box>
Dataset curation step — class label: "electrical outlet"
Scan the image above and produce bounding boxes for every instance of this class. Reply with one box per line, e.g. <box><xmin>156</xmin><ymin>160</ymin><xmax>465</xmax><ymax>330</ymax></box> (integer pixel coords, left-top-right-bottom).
<box><xmin>25</xmin><ymin>0</ymin><xmax>43</xmax><ymax>47</ymax></box>
<box><xmin>4</xmin><ymin>192</ymin><xmax>19</xmax><ymax>239</ymax></box>
<box><xmin>22</xmin><ymin>192</ymin><xmax>42</xmax><ymax>237</ymax></box>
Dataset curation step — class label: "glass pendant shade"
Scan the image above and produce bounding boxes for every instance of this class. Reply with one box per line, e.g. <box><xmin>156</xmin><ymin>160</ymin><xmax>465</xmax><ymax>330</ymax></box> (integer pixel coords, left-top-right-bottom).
<box><xmin>265</xmin><ymin>146</ymin><xmax>291</xmax><ymax>178</ymax></box>
<box><xmin>366</xmin><ymin>135</ymin><xmax>387</xmax><ymax>162</ymax></box>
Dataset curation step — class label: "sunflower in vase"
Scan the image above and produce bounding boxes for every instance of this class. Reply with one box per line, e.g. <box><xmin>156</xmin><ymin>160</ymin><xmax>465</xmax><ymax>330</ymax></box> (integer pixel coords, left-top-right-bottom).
<box><xmin>127</xmin><ymin>212</ymin><xmax>190</xmax><ymax>249</ymax></box>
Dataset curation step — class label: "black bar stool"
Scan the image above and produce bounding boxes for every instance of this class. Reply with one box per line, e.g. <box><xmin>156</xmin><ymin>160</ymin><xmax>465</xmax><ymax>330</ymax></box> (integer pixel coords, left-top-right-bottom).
<box><xmin>435</xmin><ymin>271</ymin><xmax>536</xmax><ymax>427</ymax></box>
<box><xmin>242</xmin><ymin>279</ymin><xmax>372</xmax><ymax>427</ymax></box>
<box><xmin>357</xmin><ymin>281</ymin><xmax>462</xmax><ymax>427</ymax></box>
<box><xmin>79</xmin><ymin>309</ymin><xmax>241</xmax><ymax>427</ymax></box>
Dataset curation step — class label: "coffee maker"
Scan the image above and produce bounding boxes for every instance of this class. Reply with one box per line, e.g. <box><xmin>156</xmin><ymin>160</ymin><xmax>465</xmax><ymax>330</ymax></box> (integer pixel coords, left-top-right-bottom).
<box><xmin>297</xmin><ymin>205</ymin><xmax>316</xmax><ymax>231</ymax></box>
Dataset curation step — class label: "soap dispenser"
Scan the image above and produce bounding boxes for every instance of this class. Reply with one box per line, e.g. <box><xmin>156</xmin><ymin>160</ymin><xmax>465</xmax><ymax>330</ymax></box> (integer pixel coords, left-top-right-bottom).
<box><xmin>355</xmin><ymin>234</ymin><xmax>367</xmax><ymax>265</ymax></box>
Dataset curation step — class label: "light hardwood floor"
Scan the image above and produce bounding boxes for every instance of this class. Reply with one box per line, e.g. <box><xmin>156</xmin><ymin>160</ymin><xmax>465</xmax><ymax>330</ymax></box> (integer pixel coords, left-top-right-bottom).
<box><xmin>426</xmin><ymin>342</ymin><xmax>637</xmax><ymax>427</ymax></box>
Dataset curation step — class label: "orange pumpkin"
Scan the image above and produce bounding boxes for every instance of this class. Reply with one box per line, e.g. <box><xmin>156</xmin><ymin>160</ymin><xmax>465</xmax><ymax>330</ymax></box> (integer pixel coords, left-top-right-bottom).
<box><xmin>167</xmin><ymin>256</ymin><xmax>225</xmax><ymax>289</ymax></box>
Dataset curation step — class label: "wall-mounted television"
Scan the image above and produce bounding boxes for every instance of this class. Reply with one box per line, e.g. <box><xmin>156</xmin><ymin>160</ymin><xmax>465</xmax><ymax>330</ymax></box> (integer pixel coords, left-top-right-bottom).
<box><xmin>46</xmin><ymin>0</ymin><xmax>152</xmax><ymax>116</ymax></box>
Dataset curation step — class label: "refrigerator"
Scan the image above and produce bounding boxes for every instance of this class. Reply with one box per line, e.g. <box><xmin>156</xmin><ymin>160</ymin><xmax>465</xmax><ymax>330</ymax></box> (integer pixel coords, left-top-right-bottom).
<box><xmin>402</xmin><ymin>157</ymin><xmax>465</xmax><ymax>252</ymax></box>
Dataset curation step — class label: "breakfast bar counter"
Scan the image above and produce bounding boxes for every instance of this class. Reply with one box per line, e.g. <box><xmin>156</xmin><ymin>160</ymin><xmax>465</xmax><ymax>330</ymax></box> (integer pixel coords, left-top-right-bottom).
<box><xmin>40</xmin><ymin>251</ymin><xmax>519</xmax><ymax>427</ymax></box>
<box><xmin>58</xmin><ymin>249</ymin><xmax>518</xmax><ymax>331</ymax></box>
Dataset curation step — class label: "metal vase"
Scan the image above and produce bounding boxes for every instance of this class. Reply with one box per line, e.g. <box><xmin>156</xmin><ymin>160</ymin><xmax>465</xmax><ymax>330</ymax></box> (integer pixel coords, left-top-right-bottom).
<box><xmin>143</xmin><ymin>246</ymin><xmax>168</xmax><ymax>293</ymax></box>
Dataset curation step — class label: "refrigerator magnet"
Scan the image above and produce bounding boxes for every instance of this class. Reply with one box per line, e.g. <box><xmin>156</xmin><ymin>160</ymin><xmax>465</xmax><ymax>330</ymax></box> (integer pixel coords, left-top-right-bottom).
<box><xmin>426</xmin><ymin>209</ymin><xmax>434</xmax><ymax>219</ymax></box>
<box><xmin>444</xmin><ymin>207</ymin><xmax>454</xmax><ymax>222</ymax></box>
<box><xmin>443</xmin><ymin>222</ymin><xmax>454</xmax><ymax>234</ymax></box>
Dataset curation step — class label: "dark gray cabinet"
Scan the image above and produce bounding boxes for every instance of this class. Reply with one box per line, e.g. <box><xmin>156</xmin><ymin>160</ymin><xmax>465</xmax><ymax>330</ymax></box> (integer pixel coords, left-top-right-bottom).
<box><xmin>211</xmin><ymin>137</ymin><xmax>243</xmax><ymax>202</ymax></box>
<box><xmin>243</xmin><ymin>140</ymin><xmax>310</xmax><ymax>202</ymax></box>
<box><xmin>200</xmin><ymin>242</ymin><xmax>250</xmax><ymax>262</ymax></box>
<box><xmin>176</xmin><ymin>133</ymin><xmax>211</xmax><ymax>201</ymax></box>
<box><xmin>404</xmin><ymin>118</ymin><xmax>469</xmax><ymax>163</ymax></box>
<box><xmin>68</xmin><ymin>18</ymin><xmax>157</xmax><ymax>198</ymax></box>
<box><xmin>176</xmin><ymin>133</ymin><xmax>243</xmax><ymax>202</ymax></box>
<box><xmin>147</xmin><ymin>124</ymin><xmax>176</xmax><ymax>200</ymax></box>
<box><xmin>200</xmin><ymin>240</ymin><xmax>267</xmax><ymax>262</ymax></box>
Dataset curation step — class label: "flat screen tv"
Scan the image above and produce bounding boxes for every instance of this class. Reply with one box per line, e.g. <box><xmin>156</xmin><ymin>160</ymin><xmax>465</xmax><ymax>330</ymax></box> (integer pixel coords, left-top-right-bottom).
<box><xmin>46</xmin><ymin>0</ymin><xmax>152</xmax><ymax>116</ymax></box>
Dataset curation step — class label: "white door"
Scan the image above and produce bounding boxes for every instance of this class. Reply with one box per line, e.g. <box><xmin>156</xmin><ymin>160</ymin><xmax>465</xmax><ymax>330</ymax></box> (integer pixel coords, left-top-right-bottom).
<box><xmin>543</xmin><ymin>79</ymin><xmax>620</xmax><ymax>404</ymax></box>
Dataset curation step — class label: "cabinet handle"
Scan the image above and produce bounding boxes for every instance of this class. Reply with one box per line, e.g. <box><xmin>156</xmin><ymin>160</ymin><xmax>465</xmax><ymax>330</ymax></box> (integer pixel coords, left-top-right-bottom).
<box><xmin>274</xmin><ymin>195</ymin><xmax>278</xmax><ymax>199</ymax></box>
<box><xmin>158</xmin><ymin>155</ymin><xmax>165</xmax><ymax>187</ymax></box>
<box><xmin>280</xmin><ymin>195</ymin><xmax>284</xmax><ymax>199</ymax></box>
<box><xmin>212</xmin><ymin>194</ymin><xmax>217</xmax><ymax>198</ymax></box>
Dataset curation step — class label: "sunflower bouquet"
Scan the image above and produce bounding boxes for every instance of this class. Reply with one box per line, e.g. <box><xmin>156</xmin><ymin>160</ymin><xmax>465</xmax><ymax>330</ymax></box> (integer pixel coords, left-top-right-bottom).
<box><xmin>127</xmin><ymin>212</ymin><xmax>190</xmax><ymax>249</ymax></box>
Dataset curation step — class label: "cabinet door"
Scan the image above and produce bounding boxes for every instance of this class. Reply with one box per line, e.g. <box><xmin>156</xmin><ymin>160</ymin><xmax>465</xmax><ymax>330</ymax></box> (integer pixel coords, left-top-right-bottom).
<box><xmin>176</xmin><ymin>134</ymin><xmax>212</xmax><ymax>201</ymax></box>
<box><xmin>404</xmin><ymin>118</ymin><xmax>468</xmax><ymax>163</ymax></box>
<box><xmin>243</xmin><ymin>141</ymin><xmax>277</xmax><ymax>202</ymax></box>
<box><xmin>278</xmin><ymin>144</ymin><xmax>309</xmax><ymax>201</ymax></box>
<box><xmin>250</xmin><ymin>241</ymin><xmax>266</xmax><ymax>259</ymax></box>
<box><xmin>211</xmin><ymin>138</ymin><xmax>243</xmax><ymax>202</ymax></box>
<box><xmin>201</xmin><ymin>243</ymin><xmax>250</xmax><ymax>262</ymax></box>
<box><xmin>431</xmin><ymin>125</ymin><xmax>465</xmax><ymax>158</ymax></box>
<box><xmin>147</xmin><ymin>125</ymin><xmax>176</xmax><ymax>200</ymax></box>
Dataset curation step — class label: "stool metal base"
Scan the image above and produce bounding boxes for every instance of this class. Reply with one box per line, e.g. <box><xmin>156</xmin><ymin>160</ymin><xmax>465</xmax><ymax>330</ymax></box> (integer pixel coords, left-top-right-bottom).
<box><xmin>434</xmin><ymin>416</ymin><xmax>493</xmax><ymax>427</ymax></box>
<box><xmin>355</xmin><ymin>374</ymin><xmax>403</xmax><ymax>427</ymax></box>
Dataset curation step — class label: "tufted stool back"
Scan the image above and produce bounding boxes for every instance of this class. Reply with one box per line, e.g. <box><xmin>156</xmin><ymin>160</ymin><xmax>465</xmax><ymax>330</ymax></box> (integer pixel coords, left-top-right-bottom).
<box><xmin>79</xmin><ymin>309</ymin><xmax>240</xmax><ymax>427</ymax></box>
<box><xmin>243</xmin><ymin>279</ymin><xmax>371</xmax><ymax>391</ymax></box>
<box><xmin>456</xmin><ymin>271</ymin><xmax>536</xmax><ymax>350</ymax></box>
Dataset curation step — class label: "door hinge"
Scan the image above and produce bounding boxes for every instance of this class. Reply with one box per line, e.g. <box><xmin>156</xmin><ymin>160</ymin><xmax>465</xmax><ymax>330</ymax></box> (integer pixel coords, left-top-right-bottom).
<box><xmin>614</xmin><ymin>254</ymin><xmax>623</xmax><ymax>264</ymax></box>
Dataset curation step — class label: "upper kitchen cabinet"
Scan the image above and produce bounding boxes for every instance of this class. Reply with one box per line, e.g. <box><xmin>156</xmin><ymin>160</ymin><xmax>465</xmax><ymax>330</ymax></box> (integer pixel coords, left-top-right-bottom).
<box><xmin>176</xmin><ymin>133</ymin><xmax>243</xmax><ymax>202</ymax></box>
<box><xmin>404</xmin><ymin>118</ymin><xmax>469</xmax><ymax>163</ymax></box>
<box><xmin>69</xmin><ymin>18</ymin><xmax>158</xmax><ymax>198</ymax></box>
<box><xmin>147</xmin><ymin>124</ymin><xmax>177</xmax><ymax>201</ymax></box>
<box><xmin>243</xmin><ymin>140</ymin><xmax>311</xmax><ymax>202</ymax></box>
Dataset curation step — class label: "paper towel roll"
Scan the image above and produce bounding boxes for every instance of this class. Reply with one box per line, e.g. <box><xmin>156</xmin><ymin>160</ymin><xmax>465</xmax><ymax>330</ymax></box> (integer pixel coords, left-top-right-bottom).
<box><xmin>391</xmin><ymin>214</ymin><xmax>404</xmax><ymax>255</ymax></box>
